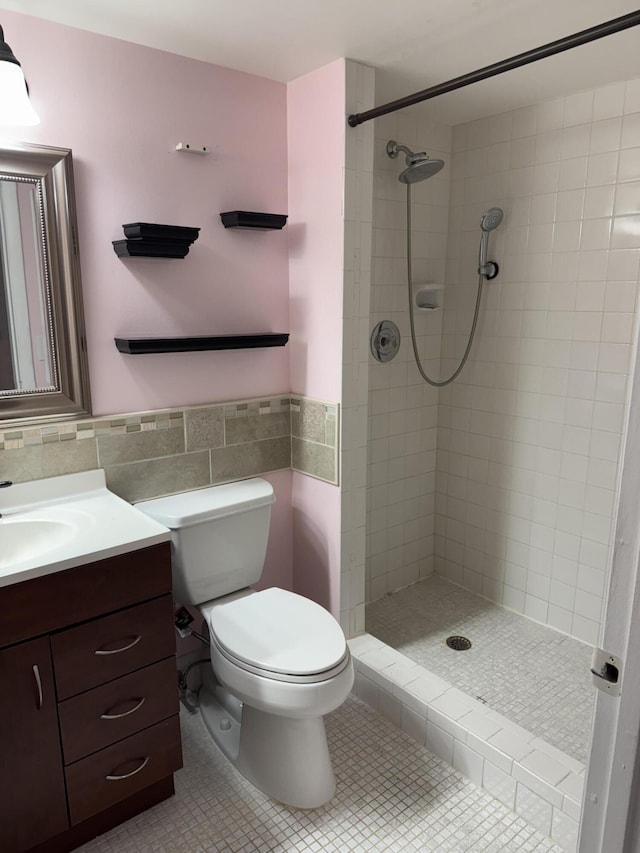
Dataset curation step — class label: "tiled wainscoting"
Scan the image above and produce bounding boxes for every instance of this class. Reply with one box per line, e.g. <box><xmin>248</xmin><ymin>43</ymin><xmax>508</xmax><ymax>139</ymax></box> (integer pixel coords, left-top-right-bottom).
<box><xmin>0</xmin><ymin>394</ymin><xmax>338</xmax><ymax>499</ymax></box>
<box><xmin>349</xmin><ymin>634</ymin><xmax>583</xmax><ymax>853</ymax></box>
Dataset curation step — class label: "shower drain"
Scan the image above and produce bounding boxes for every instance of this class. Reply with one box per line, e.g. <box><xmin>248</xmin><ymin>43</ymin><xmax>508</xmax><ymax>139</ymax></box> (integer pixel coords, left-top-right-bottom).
<box><xmin>446</xmin><ymin>635</ymin><xmax>472</xmax><ymax>651</ymax></box>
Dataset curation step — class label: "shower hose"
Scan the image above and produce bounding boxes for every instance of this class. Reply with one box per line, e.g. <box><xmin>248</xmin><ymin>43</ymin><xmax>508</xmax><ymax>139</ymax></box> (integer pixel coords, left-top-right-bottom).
<box><xmin>405</xmin><ymin>183</ymin><xmax>484</xmax><ymax>388</ymax></box>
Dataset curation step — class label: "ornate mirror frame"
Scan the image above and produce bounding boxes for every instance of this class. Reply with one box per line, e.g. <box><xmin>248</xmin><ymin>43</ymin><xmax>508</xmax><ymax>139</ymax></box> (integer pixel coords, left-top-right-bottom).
<box><xmin>0</xmin><ymin>142</ymin><xmax>91</xmax><ymax>425</ymax></box>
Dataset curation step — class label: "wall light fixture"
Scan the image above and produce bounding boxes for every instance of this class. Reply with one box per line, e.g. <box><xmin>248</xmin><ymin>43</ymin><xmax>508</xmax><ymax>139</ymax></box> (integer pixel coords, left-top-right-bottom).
<box><xmin>0</xmin><ymin>25</ymin><xmax>39</xmax><ymax>126</ymax></box>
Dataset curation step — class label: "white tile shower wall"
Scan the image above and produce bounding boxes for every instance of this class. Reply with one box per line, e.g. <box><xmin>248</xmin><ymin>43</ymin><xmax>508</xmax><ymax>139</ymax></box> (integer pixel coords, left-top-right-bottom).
<box><xmin>366</xmin><ymin>112</ymin><xmax>452</xmax><ymax>602</ymax></box>
<box><xmin>341</xmin><ymin>61</ymin><xmax>375</xmax><ymax>637</ymax></box>
<box><xmin>436</xmin><ymin>78</ymin><xmax>640</xmax><ymax>644</ymax></box>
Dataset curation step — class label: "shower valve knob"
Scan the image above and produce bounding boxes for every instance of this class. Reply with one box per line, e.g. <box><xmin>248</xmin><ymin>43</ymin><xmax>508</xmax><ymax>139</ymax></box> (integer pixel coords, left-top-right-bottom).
<box><xmin>370</xmin><ymin>321</ymin><xmax>401</xmax><ymax>363</ymax></box>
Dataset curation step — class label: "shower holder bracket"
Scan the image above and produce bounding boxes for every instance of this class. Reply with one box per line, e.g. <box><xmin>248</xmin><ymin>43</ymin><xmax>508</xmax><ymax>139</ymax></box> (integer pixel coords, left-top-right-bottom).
<box><xmin>370</xmin><ymin>320</ymin><xmax>401</xmax><ymax>363</ymax></box>
<box><xmin>479</xmin><ymin>261</ymin><xmax>500</xmax><ymax>280</ymax></box>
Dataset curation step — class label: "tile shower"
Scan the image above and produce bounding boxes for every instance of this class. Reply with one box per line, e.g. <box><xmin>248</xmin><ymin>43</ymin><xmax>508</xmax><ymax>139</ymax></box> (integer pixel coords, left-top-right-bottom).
<box><xmin>360</xmin><ymin>74</ymin><xmax>640</xmax><ymax>849</ymax></box>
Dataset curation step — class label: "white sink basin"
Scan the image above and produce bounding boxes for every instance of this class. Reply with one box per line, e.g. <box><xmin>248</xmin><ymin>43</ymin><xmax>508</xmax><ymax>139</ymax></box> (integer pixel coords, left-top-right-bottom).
<box><xmin>0</xmin><ymin>470</ymin><xmax>170</xmax><ymax>587</ymax></box>
<box><xmin>0</xmin><ymin>510</ymin><xmax>86</xmax><ymax>568</ymax></box>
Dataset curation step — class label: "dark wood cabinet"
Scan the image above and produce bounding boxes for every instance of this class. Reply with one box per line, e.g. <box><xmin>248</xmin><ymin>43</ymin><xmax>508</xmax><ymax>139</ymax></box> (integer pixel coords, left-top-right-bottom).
<box><xmin>51</xmin><ymin>595</ymin><xmax>176</xmax><ymax>700</ymax></box>
<box><xmin>58</xmin><ymin>657</ymin><xmax>179</xmax><ymax>764</ymax></box>
<box><xmin>0</xmin><ymin>543</ymin><xmax>182</xmax><ymax>853</ymax></box>
<box><xmin>0</xmin><ymin>637</ymin><xmax>69</xmax><ymax>852</ymax></box>
<box><xmin>65</xmin><ymin>716</ymin><xmax>183</xmax><ymax>825</ymax></box>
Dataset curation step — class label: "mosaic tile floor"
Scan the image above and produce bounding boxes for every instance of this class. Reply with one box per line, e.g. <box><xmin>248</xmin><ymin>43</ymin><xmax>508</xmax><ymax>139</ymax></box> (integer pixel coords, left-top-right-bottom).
<box><xmin>366</xmin><ymin>576</ymin><xmax>594</xmax><ymax>763</ymax></box>
<box><xmin>79</xmin><ymin>697</ymin><xmax>561</xmax><ymax>852</ymax></box>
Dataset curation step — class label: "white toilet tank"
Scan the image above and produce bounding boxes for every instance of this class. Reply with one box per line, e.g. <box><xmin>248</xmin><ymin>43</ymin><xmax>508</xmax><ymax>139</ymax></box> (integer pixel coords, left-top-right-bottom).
<box><xmin>137</xmin><ymin>478</ymin><xmax>275</xmax><ymax>606</ymax></box>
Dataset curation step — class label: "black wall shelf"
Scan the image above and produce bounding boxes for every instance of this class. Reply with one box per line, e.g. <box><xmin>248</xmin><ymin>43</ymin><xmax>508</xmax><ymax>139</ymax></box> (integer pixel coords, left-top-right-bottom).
<box><xmin>220</xmin><ymin>211</ymin><xmax>287</xmax><ymax>230</ymax></box>
<box><xmin>115</xmin><ymin>333</ymin><xmax>289</xmax><ymax>354</ymax></box>
<box><xmin>113</xmin><ymin>222</ymin><xmax>201</xmax><ymax>258</ymax></box>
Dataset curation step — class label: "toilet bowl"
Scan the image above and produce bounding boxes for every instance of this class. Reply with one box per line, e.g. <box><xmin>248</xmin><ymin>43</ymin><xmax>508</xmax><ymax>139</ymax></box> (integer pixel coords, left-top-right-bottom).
<box><xmin>137</xmin><ymin>479</ymin><xmax>353</xmax><ymax>808</ymax></box>
<box><xmin>200</xmin><ymin>587</ymin><xmax>353</xmax><ymax>807</ymax></box>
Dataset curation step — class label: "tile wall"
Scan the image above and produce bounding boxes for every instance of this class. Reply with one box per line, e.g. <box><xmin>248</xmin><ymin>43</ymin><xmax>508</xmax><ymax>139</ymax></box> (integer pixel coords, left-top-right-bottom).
<box><xmin>364</xmin><ymin>76</ymin><xmax>640</xmax><ymax>646</ymax></box>
<box><xmin>366</xmin><ymin>111</ymin><xmax>452</xmax><ymax>602</ymax></box>
<box><xmin>291</xmin><ymin>397</ymin><xmax>339</xmax><ymax>484</ymax></box>
<box><xmin>340</xmin><ymin>60</ymin><xmax>375</xmax><ymax>636</ymax></box>
<box><xmin>436</xmin><ymin>77</ymin><xmax>640</xmax><ymax>643</ymax></box>
<box><xmin>0</xmin><ymin>394</ymin><xmax>339</xmax><ymax>499</ymax></box>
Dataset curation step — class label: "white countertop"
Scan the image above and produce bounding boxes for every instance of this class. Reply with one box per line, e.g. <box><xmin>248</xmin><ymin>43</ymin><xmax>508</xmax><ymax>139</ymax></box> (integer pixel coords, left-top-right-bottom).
<box><xmin>0</xmin><ymin>469</ymin><xmax>171</xmax><ymax>588</ymax></box>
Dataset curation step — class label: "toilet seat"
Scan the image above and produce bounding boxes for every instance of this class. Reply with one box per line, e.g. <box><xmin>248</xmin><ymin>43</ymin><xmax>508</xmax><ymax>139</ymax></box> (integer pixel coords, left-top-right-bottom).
<box><xmin>202</xmin><ymin>587</ymin><xmax>349</xmax><ymax>683</ymax></box>
<box><xmin>211</xmin><ymin>635</ymin><xmax>351</xmax><ymax>684</ymax></box>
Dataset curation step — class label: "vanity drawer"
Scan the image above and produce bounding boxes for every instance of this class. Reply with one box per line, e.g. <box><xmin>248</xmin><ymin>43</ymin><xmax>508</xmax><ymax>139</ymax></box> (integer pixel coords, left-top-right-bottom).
<box><xmin>65</xmin><ymin>715</ymin><xmax>182</xmax><ymax>825</ymax></box>
<box><xmin>58</xmin><ymin>657</ymin><xmax>179</xmax><ymax>764</ymax></box>
<box><xmin>0</xmin><ymin>543</ymin><xmax>172</xmax><ymax>650</ymax></box>
<box><xmin>52</xmin><ymin>595</ymin><xmax>175</xmax><ymax>700</ymax></box>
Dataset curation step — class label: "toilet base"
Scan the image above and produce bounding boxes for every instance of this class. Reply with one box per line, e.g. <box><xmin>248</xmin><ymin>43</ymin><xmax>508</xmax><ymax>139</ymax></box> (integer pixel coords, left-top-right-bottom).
<box><xmin>199</xmin><ymin>683</ymin><xmax>242</xmax><ymax>763</ymax></box>
<box><xmin>199</xmin><ymin>682</ymin><xmax>336</xmax><ymax>809</ymax></box>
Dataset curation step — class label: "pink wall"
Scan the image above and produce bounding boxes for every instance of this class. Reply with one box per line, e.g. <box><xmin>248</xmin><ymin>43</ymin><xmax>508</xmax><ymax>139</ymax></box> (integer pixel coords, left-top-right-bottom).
<box><xmin>0</xmin><ymin>14</ymin><xmax>347</xmax><ymax>615</ymax></box>
<box><xmin>1</xmin><ymin>12</ymin><xmax>293</xmax><ymax>594</ymax></box>
<box><xmin>287</xmin><ymin>60</ymin><xmax>345</xmax><ymax>401</ymax></box>
<box><xmin>256</xmin><ymin>469</ymin><xmax>294</xmax><ymax>592</ymax></box>
<box><xmin>1</xmin><ymin>11</ymin><xmax>290</xmax><ymax>415</ymax></box>
<box><xmin>291</xmin><ymin>472</ymin><xmax>342</xmax><ymax>616</ymax></box>
<box><xmin>287</xmin><ymin>61</ymin><xmax>346</xmax><ymax>616</ymax></box>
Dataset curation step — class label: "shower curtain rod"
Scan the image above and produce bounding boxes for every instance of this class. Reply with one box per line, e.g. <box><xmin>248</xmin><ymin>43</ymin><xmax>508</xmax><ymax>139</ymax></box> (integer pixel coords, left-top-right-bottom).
<box><xmin>347</xmin><ymin>10</ymin><xmax>640</xmax><ymax>128</ymax></box>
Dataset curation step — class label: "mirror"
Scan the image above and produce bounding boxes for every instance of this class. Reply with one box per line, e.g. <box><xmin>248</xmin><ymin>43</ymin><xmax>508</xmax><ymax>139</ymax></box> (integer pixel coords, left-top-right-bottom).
<box><xmin>0</xmin><ymin>142</ymin><xmax>91</xmax><ymax>424</ymax></box>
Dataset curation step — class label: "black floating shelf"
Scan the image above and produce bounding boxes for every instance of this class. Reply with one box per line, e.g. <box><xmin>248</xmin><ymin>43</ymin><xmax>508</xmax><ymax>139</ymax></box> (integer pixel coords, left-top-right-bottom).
<box><xmin>113</xmin><ymin>240</ymin><xmax>190</xmax><ymax>259</ymax></box>
<box><xmin>115</xmin><ymin>333</ymin><xmax>289</xmax><ymax>354</ymax></box>
<box><xmin>220</xmin><ymin>211</ymin><xmax>287</xmax><ymax>230</ymax></box>
<box><xmin>123</xmin><ymin>223</ymin><xmax>201</xmax><ymax>241</ymax></box>
<box><xmin>113</xmin><ymin>222</ymin><xmax>200</xmax><ymax>258</ymax></box>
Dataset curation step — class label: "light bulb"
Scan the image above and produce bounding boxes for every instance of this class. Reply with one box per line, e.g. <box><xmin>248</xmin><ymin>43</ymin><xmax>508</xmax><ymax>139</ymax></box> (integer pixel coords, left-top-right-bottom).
<box><xmin>0</xmin><ymin>61</ymin><xmax>39</xmax><ymax>126</ymax></box>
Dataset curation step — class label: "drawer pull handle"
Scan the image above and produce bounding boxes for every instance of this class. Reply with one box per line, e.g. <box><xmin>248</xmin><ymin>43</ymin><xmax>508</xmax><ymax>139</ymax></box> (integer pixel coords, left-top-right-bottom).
<box><xmin>101</xmin><ymin>697</ymin><xmax>146</xmax><ymax>720</ymax></box>
<box><xmin>95</xmin><ymin>635</ymin><xmax>142</xmax><ymax>656</ymax></box>
<box><xmin>32</xmin><ymin>664</ymin><xmax>43</xmax><ymax>710</ymax></box>
<box><xmin>105</xmin><ymin>755</ymin><xmax>149</xmax><ymax>781</ymax></box>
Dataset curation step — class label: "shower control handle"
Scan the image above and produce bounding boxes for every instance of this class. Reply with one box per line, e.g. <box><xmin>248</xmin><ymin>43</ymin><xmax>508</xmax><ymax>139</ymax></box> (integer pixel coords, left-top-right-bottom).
<box><xmin>370</xmin><ymin>320</ymin><xmax>401</xmax><ymax>363</ymax></box>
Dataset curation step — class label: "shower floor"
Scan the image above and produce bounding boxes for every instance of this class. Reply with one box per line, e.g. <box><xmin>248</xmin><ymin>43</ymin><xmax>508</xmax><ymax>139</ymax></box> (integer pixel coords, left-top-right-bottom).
<box><xmin>366</xmin><ymin>575</ymin><xmax>594</xmax><ymax>764</ymax></box>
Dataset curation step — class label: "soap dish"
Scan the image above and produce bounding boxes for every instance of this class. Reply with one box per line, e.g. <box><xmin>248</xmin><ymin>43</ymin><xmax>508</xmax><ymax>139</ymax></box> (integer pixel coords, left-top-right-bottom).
<box><xmin>414</xmin><ymin>286</ymin><xmax>443</xmax><ymax>311</ymax></box>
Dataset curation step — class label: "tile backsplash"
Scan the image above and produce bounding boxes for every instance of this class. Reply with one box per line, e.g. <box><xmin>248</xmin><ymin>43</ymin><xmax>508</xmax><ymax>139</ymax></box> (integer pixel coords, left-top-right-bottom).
<box><xmin>291</xmin><ymin>397</ymin><xmax>339</xmax><ymax>484</ymax></box>
<box><xmin>0</xmin><ymin>394</ymin><xmax>339</xmax><ymax>501</ymax></box>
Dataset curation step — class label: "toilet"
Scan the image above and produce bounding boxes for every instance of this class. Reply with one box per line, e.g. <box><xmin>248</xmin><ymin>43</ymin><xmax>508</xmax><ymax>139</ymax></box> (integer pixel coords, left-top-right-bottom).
<box><xmin>137</xmin><ymin>478</ymin><xmax>353</xmax><ymax>809</ymax></box>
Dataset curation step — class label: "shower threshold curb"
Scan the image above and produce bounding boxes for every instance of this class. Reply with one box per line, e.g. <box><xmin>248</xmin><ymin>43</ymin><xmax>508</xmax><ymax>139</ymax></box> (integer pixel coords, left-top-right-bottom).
<box><xmin>348</xmin><ymin>633</ymin><xmax>583</xmax><ymax>853</ymax></box>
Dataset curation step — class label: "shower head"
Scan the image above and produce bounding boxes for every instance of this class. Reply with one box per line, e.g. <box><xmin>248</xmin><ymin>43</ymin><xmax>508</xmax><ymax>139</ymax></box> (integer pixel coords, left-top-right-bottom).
<box><xmin>480</xmin><ymin>207</ymin><xmax>504</xmax><ymax>232</ymax></box>
<box><xmin>387</xmin><ymin>140</ymin><xmax>444</xmax><ymax>184</ymax></box>
<box><xmin>478</xmin><ymin>207</ymin><xmax>504</xmax><ymax>279</ymax></box>
<box><xmin>400</xmin><ymin>157</ymin><xmax>445</xmax><ymax>184</ymax></box>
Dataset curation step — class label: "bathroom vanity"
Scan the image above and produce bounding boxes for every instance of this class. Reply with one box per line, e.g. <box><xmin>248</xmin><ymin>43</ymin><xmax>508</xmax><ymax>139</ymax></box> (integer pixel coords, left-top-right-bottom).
<box><xmin>0</xmin><ymin>472</ymin><xmax>181</xmax><ymax>853</ymax></box>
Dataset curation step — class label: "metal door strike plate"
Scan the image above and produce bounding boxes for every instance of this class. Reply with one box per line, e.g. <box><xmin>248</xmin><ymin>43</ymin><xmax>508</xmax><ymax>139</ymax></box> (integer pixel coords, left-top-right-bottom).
<box><xmin>590</xmin><ymin>648</ymin><xmax>622</xmax><ymax>696</ymax></box>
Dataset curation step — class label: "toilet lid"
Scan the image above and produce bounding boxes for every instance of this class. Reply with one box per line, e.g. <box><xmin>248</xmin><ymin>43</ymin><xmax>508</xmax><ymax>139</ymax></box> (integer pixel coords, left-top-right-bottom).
<box><xmin>206</xmin><ymin>588</ymin><xmax>347</xmax><ymax>676</ymax></box>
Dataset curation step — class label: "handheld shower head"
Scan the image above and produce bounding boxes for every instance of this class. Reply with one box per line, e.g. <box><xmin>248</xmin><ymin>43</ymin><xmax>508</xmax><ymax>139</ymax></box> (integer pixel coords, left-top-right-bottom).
<box><xmin>480</xmin><ymin>207</ymin><xmax>504</xmax><ymax>232</ymax></box>
<box><xmin>478</xmin><ymin>207</ymin><xmax>504</xmax><ymax>279</ymax></box>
